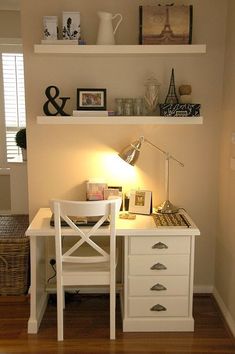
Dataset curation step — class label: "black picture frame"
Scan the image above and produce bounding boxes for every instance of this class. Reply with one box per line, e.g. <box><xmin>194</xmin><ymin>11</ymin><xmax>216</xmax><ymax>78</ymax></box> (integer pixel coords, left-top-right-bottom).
<box><xmin>77</xmin><ymin>88</ymin><xmax>107</xmax><ymax>110</ymax></box>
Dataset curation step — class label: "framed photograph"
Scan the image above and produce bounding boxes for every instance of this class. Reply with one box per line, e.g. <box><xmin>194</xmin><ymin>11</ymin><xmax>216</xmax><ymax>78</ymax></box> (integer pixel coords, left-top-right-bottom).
<box><xmin>63</xmin><ymin>12</ymin><xmax>81</xmax><ymax>40</ymax></box>
<box><xmin>139</xmin><ymin>5</ymin><xmax>193</xmax><ymax>45</ymax></box>
<box><xmin>128</xmin><ymin>190</ymin><xmax>152</xmax><ymax>215</ymax></box>
<box><xmin>77</xmin><ymin>89</ymin><xmax>107</xmax><ymax>111</ymax></box>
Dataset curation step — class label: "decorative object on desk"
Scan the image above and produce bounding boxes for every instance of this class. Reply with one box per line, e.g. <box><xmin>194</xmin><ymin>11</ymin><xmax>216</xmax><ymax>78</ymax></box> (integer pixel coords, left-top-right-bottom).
<box><xmin>77</xmin><ymin>89</ymin><xmax>106</xmax><ymax>111</ymax></box>
<box><xmin>62</xmin><ymin>12</ymin><xmax>81</xmax><ymax>40</ymax></box>
<box><xmin>144</xmin><ymin>76</ymin><xmax>160</xmax><ymax>115</ymax></box>
<box><xmin>15</xmin><ymin>128</ymin><xmax>27</xmax><ymax>161</ymax></box>
<box><xmin>153</xmin><ymin>212</ymin><xmax>191</xmax><ymax>227</ymax></box>
<box><xmin>139</xmin><ymin>5</ymin><xmax>193</xmax><ymax>44</ymax></box>
<box><xmin>43</xmin><ymin>16</ymin><xmax>58</xmax><ymax>40</ymax></box>
<box><xmin>160</xmin><ymin>103</ymin><xmax>201</xmax><ymax>117</ymax></box>
<box><xmin>164</xmin><ymin>68</ymin><xmax>179</xmax><ymax>104</ymax></box>
<box><xmin>178</xmin><ymin>84</ymin><xmax>193</xmax><ymax>103</ymax></box>
<box><xmin>43</xmin><ymin>86</ymin><xmax>70</xmax><ymax>116</ymax></box>
<box><xmin>128</xmin><ymin>190</ymin><xmax>152</xmax><ymax>215</ymax></box>
<box><xmin>96</xmin><ymin>11</ymin><xmax>123</xmax><ymax>45</ymax></box>
<box><xmin>86</xmin><ymin>180</ymin><xmax>108</xmax><ymax>200</ymax></box>
<box><xmin>104</xmin><ymin>188</ymin><xmax>121</xmax><ymax>200</ymax></box>
<box><xmin>118</xmin><ymin>136</ymin><xmax>184</xmax><ymax>214</ymax></box>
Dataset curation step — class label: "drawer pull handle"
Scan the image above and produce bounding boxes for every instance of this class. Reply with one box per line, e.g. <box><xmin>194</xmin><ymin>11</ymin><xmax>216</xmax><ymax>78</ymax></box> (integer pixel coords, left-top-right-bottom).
<box><xmin>151</xmin><ymin>304</ymin><xmax>167</xmax><ymax>312</ymax></box>
<box><xmin>151</xmin><ymin>283</ymin><xmax>167</xmax><ymax>291</ymax></box>
<box><xmin>151</xmin><ymin>262</ymin><xmax>167</xmax><ymax>270</ymax></box>
<box><xmin>152</xmin><ymin>242</ymin><xmax>168</xmax><ymax>249</ymax></box>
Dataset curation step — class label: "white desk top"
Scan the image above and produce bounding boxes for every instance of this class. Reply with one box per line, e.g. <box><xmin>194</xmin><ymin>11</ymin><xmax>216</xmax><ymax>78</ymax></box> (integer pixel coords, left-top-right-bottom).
<box><xmin>26</xmin><ymin>208</ymin><xmax>200</xmax><ymax>237</ymax></box>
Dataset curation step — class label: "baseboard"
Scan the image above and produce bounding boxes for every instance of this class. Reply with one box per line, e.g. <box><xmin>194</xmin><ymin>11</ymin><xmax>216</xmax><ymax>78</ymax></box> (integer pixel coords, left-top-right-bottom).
<box><xmin>213</xmin><ymin>287</ymin><xmax>235</xmax><ymax>337</ymax></box>
<box><xmin>193</xmin><ymin>284</ymin><xmax>214</xmax><ymax>294</ymax></box>
<box><xmin>0</xmin><ymin>210</ymin><xmax>11</xmax><ymax>215</ymax></box>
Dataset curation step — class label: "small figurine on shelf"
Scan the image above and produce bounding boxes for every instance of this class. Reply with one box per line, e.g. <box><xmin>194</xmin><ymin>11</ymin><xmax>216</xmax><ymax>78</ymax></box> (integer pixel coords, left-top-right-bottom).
<box><xmin>179</xmin><ymin>84</ymin><xmax>192</xmax><ymax>103</ymax></box>
<box><xmin>164</xmin><ymin>68</ymin><xmax>179</xmax><ymax>104</ymax></box>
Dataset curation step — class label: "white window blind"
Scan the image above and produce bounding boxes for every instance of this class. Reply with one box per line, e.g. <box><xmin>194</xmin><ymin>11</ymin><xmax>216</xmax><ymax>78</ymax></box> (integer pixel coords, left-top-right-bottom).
<box><xmin>2</xmin><ymin>53</ymin><xmax>26</xmax><ymax>161</ymax></box>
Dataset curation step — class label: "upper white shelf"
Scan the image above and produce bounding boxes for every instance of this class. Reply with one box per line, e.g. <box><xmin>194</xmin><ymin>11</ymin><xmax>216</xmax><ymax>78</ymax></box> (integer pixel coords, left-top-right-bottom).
<box><xmin>37</xmin><ymin>116</ymin><xmax>203</xmax><ymax>125</ymax></box>
<box><xmin>34</xmin><ymin>44</ymin><xmax>206</xmax><ymax>55</ymax></box>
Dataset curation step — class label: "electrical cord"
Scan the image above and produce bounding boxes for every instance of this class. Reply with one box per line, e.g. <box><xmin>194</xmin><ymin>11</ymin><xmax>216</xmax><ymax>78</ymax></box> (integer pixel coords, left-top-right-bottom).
<box><xmin>47</xmin><ymin>259</ymin><xmax>56</xmax><ymax>283</ymax></box>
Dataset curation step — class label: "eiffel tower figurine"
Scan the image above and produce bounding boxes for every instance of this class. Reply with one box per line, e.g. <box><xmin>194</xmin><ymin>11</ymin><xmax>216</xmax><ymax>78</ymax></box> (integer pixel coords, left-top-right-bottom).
<box><xmin>164</xmin><ymin>68</ymin><xmax>179</xmax><ymax>104</ymax></box>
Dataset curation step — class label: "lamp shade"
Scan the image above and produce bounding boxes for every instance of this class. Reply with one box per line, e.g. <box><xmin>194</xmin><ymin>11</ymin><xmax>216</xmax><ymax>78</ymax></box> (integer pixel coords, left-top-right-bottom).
<box><xmin>118</xmin><ymin>138</ymin><xmax>143</xmax><ymax>166</ymax></box>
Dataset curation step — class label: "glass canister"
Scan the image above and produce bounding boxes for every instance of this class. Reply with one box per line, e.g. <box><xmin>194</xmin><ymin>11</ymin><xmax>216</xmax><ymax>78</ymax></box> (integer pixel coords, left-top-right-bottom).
<box><xmin>124</xmin><ymin>98</ymin><xmax>133</xmax><ymax>116</ymax></box>
<box><xmin>133</xmin><ymin>98</ymin><xmax>143</xmax><ymax>116</ymax></box>
<box><xmin>115</xmin><ymin>98</ymin><xmax>124</xmax><ymax>116</ymax></box>
<box><xmin>144</xmin><ymin>77</ymin><xmax>160</xmax><ymax>115</ymax></box>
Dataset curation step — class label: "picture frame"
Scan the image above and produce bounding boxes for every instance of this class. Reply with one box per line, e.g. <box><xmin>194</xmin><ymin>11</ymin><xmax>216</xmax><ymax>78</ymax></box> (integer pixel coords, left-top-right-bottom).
<box><xmin>77</xmin><ymin>89</ymin><xmax>107</xmax><ymax>111</ymax></box>
<box><xmin>139</xmin><ymin>5</ymin><xmax>193</xmax><ymax>45</ymax></box>
<box><xmin>128</xmin><ymin>190</ymin><xmax>152</xmax><ymax>215</ymax></box>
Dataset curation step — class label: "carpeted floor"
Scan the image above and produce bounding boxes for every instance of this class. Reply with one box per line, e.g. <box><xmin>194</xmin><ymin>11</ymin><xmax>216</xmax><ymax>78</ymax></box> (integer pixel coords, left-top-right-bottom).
<box><xmin>0</xmin><ymin>215</ymin><xmax>29</xmax><ymax>237</ymax></box>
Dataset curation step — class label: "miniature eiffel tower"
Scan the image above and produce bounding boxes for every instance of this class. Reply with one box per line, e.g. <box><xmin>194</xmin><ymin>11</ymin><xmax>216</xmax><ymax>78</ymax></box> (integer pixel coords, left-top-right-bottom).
<box><xmin>165</xmin><ymin>68</ymin><xmax>179</xmax><ymax>104</ymax></box>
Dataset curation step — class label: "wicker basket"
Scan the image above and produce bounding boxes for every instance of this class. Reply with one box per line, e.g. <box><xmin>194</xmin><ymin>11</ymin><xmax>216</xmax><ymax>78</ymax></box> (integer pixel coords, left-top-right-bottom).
<box><xmin>0</xmin><ymin>236</ymin><xmax>30</xmax><ymax>295</ymax></box>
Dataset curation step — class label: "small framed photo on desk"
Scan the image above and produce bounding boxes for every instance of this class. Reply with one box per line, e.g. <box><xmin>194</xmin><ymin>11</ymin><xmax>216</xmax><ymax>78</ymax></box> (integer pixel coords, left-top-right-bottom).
<box><xmin>128</xmin><ymin>190</ymin><xmax>152</xmax><ymax>215</ymax></box>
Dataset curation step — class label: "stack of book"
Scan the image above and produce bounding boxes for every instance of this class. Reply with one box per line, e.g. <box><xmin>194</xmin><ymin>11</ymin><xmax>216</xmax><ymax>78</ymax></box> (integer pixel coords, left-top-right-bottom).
<box><xmin>73</xmin><ymin>110</ymin><xmax>115</xmax><ymax>117</ymax></box>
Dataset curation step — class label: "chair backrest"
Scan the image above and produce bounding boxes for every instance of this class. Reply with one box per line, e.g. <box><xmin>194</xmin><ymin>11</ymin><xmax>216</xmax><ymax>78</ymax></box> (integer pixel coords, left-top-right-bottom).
<box><xmin>53</xmin><ymin>199</ymin><xmax>121</xmax><ymax>269</ymax></box>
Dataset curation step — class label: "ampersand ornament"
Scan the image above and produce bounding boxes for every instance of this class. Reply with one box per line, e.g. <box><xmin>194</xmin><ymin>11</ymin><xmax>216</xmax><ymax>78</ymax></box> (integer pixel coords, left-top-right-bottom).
<box><xmin>43</xmin><ymin>86</ymin><xmax>70</xmax><ymax>116</ymax></box>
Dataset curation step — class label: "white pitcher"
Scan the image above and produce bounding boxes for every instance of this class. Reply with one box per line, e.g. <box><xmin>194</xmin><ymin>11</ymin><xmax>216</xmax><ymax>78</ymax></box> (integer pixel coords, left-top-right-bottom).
<box><xmin>96</xmin><ymin>11</ymin><xmax>123</xmax><ymax>45</ymax></box>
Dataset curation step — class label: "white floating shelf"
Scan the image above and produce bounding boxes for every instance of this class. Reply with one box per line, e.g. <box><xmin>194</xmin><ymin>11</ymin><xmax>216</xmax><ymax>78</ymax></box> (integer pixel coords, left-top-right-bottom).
<box><xmin>34</xmin><ymin>44</ymin><xmax>206</xmax><ymax>55</ymax></box>
<box><xmin>37</xmin><ymin>116</ymin><xmax>203</xmax><ymax>125</ymax></box>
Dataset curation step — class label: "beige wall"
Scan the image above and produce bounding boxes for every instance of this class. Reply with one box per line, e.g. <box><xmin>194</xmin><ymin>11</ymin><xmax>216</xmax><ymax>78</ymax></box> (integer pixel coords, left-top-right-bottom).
<box><xmin>216</xmin><ymin>0</ymin><xmax>235</xmax><ymax>331</ymax></box>
<box><xmin>21</xmin><ymin>0</ymin><xmax>227</xmax><ymax>289</ymax></box>
<box><xmin>0</xmin><ymin>174</ymin><xmax>11</xmax><ymax>211</ymax></box>
<box><xmin>0</xmin><ymin>10</ymin><xmax>21</xmax><ymax>38</ymax></box>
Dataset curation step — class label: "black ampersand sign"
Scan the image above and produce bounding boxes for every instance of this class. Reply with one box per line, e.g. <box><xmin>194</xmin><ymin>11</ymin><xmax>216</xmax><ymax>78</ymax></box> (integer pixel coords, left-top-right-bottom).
<box><xmin>43</xmin><ymin>86</ymin><xmax>70</xmax><ymax>116</ymax></box>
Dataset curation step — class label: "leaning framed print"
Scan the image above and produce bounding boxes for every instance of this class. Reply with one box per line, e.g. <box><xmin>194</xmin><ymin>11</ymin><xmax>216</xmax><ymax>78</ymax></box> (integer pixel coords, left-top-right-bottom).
<box><xmin>139</xmin><ymin>5</ymin><xmax>193</xmax><ymax>45</ymax></box>
<box><xmin>77</xmin><ymin>88</ymin><xmax>107</xmax><ymax>110</ymax></box>
<box><xmin>128</xmin><ymin>190</ymin><xmax>152</xmax><ymax>215</ymax></box>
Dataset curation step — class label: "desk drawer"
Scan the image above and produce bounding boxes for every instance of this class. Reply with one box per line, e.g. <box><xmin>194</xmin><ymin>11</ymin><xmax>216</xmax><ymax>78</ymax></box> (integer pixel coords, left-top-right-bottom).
<box><xmin>128</xmin><ymin>275</ymin><xmax>189</xmax><ymax>296</ymax></box>
<box><xmin>129</xmin><ymin>255</ymin><xmax>190</xmax><ymax>275</ymax></box>
<box><xmin>129</xmin><ymin>236</ymin><xmax>190</xmax><ymax>255</ymax></box>
<box><xmin>128</xmin><ymin>297</ymin><xmax>189</xmax><ymax>317</ymax></box>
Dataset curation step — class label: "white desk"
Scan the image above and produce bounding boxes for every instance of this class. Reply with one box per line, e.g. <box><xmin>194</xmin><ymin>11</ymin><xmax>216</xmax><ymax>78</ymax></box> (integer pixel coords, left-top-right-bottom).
<box><xmin>26</xmin><ymin>208</ymin><xmax>200</xmax><ymax>334</ymax></box>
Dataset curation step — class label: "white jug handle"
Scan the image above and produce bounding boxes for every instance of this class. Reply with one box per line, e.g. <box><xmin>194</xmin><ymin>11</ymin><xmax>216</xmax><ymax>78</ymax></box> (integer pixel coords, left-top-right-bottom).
<box><xmin>112</xmin><ymin>13</ymin><xmax>123</xmax><ymax>35</ymax></box>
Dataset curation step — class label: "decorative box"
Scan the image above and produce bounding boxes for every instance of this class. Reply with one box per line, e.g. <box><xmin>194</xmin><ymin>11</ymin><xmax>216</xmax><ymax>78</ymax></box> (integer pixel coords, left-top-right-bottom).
<box><xmin>63</xmin><ymin>12</ymin><xmax>81</xmax><ymax>40</ymax></box>
<box><xmin>159</xmin><ymin>103</ymin><xmax>201</xmax><ymax>117</ymax></box>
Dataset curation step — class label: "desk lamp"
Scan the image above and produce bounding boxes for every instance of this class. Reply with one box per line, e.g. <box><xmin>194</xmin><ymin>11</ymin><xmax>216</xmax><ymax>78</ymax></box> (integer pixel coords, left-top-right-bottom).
<box><xmin>118</xmin><ymin>136</ymin><xmax>184</xmax><ymax>214</ymax></box>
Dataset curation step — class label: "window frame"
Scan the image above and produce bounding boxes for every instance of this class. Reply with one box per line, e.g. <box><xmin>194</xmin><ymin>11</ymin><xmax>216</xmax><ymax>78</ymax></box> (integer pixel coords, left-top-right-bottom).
<box><xmin>0</xmin><ymin>38</ymin><xmax>24</xmax><ymax>167</ymax></box>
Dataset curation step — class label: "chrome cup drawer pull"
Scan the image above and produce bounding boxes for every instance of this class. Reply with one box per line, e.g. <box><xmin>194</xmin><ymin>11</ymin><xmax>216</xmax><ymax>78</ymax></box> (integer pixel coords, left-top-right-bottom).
<box><xmin>150</xmin><ymin>283</ymin><xmax>167</xmax><ymax>291</ymax></box>
<box><xmin>152</xmin><ymin>241</ymin><xmax>168</xmax><ymax>249</ymax></box>
<box><xmin>151</xmin><ymin>304</ymin><xmax>167</xmax><ymax>312</ymax></box>
<box><xmin>151</xmin><ymin>262</ymin><xmax>167</xmax><ymax>270</ymax></box>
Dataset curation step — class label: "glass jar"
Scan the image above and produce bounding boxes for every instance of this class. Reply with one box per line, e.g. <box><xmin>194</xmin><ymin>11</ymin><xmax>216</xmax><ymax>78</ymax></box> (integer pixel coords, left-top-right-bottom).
<box><xmin>133</xmin><ymin>98</ymin><xmax>143</xmax><ymax>116</ymax></box>
<box><xmin>115</xmin><ymin>98</ymin><xmax>124</xmax><ymax>116</ymax></box>
<box><xmin>124</xmin><ymin>98</ymin><xmax>133</xmax><ymax>116</ymax></box>
<box><xmin>144</xmin><ymin>77</ymin><xmax>160</xmax><ymax>115</ymax></box>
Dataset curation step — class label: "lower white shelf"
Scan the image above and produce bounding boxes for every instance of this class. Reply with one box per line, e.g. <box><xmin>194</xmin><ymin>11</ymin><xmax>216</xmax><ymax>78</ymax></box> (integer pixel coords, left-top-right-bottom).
<box><xmin>37</xmin><ymin>116</ymin><xmax>203</xmax><ymax>125</ymax></box>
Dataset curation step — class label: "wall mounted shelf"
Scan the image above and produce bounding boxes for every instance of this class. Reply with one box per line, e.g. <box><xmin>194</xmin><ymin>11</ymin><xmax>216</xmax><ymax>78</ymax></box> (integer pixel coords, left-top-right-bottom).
<box><xmin>37</xmin><ymin>116</ymin><xmax>203</xmax><ymax>125</ymax></box>
<box><xmin>34</xmin><ymin>44</ymin><xmax>206</xmax><ymax>55</ymax></box>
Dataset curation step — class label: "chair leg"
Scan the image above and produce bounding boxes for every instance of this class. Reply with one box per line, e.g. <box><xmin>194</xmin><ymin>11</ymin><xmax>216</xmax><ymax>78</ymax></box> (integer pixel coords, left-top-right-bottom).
<box><xmin>110</xmin><ymin>283</ymin><xmax>116</xmax><ymax>340</ymax></box>
<box><xmin>57</xmin><ymin>284</ymin><xmax>64</xmax><ymax>341</ymax></box>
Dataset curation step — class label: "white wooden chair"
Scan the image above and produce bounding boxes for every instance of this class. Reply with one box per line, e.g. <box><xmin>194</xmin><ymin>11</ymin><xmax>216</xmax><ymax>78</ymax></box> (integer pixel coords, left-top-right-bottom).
<box><xmin>53</xmin><ymin>198</ymin><xmax>121</xmax><ymax>341</ymax></box>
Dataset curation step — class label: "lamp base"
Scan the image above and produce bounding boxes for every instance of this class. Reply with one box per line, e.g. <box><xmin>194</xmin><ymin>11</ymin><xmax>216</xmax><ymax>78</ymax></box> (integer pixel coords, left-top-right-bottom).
<box><xmin>157</xmin><ymin>200</ymin><xmax>179</xmax><ymax>214</ymax></box>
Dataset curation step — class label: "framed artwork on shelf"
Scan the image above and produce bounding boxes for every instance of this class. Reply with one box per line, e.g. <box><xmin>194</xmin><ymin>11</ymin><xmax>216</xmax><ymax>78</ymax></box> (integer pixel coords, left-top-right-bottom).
<box><xmin>77</xmin><ymin>89</ymin><xmax>107</xmax><ymax>111</ymax></box>
<box><xmin>139</xmin><ymin>5</ymin><xmax>193</xmax><ymax>45</ymax></box>
<box><xmin>128</xmin><ymin>190</ymin><xmax>152</xmax><ymax>215</ymax></box>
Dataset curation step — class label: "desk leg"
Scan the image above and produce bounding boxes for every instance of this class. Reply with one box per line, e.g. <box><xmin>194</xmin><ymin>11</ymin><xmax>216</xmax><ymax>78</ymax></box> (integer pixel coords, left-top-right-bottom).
<box><xmin>28</xmin><ymin>236</ymin><xmax>48</xmax><ymax>334</ymax></box>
